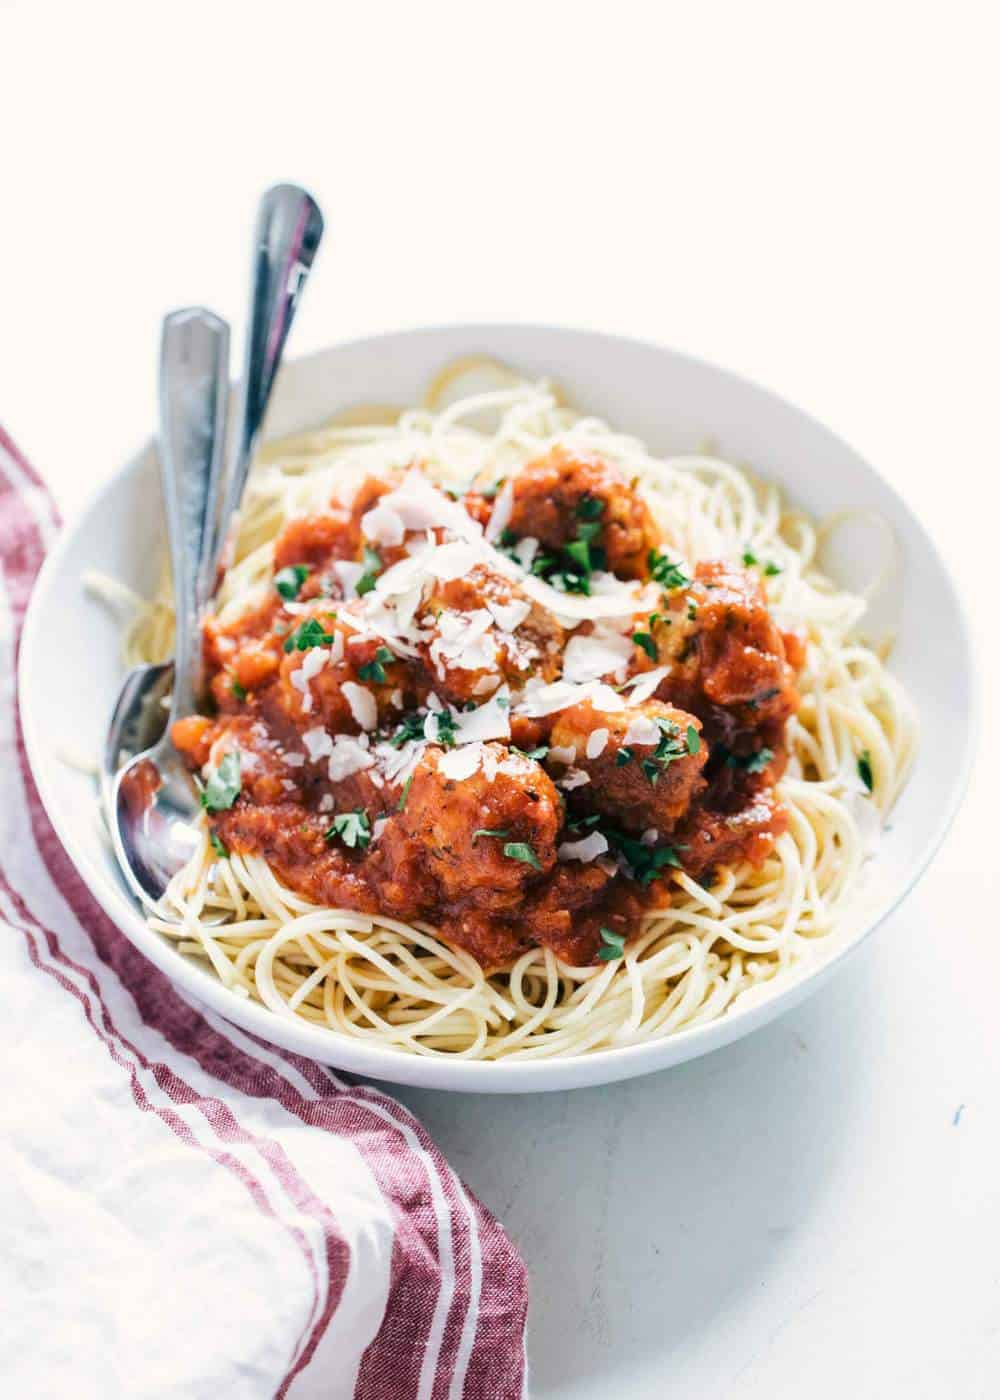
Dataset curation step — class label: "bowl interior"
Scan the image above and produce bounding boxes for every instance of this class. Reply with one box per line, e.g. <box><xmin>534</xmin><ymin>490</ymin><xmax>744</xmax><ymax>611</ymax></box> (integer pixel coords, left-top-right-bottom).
<box><xmin>18</xmin><ymin>325</ymin><xmax>976</xmax><ymax>1092</ymax></box>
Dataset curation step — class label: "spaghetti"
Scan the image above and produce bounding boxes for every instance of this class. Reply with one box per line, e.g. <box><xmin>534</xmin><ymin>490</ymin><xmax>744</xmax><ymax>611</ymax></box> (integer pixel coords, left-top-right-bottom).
<box><xmin>108</xmin><ymin>361</ymin><xmax>917</xmax><ymax>1060</ymax></box>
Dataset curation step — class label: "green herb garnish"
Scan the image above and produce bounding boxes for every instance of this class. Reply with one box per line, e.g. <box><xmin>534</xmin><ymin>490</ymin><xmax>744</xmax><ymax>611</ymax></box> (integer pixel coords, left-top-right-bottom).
<box><xmin>764</xmin><ymin>561</ymin><xmax>782</xmax><ymax>577</ymax></box>
<box><xmin>500</xmin><ymin>497</ymin><xmax>607</xmax><ymax>596</ymax></box>
<box><xmin>576</xmin><ymin>495</ymin><xmax>605</xmax><ymax>521</ymax></box>
<box><xmin>686</xmin><ymin>725</ymin><xmax>701</xmax><ymax>756</ymax></box>
<box><xmin>274</xmin><ymin>563</ymin><xmax>310</xmax><ymax>600</ymax></box>
<box><xmin>209</xmin><ymin>831</ymin><xmax>229</xmax><ymax>859</ymax></box>
<box><xmin>389</xmin><ymin>712</ymin><xmax>426</xmax><ymax>747</ymax></box>
<box><xmin>598</xmin><ymin>926</ymin><xmax>626</xmax><ymax>962</ymax></box>
<box><xmin>639</xmin><ymin>717</ymin><xmax>689</xmax><ymax>784</ymax></box>
<box><xmin>725</xmin><ymin>746</ymin><xmax>774</xmax><ymax>774</ymax></box>
<box><xmin>433</xmin><ymin>709</ymin><xmax>458</xmax><ymax>747</ymax></box>
<box><xmin>858</xmin><ymin>751</ymin><xmax>874</xmax><ymax>792</ymax></box>
<box><xmin>602</xmin><ymin>825</ymin><xmax>684</xmax><ymax>885</ymax></box>
<box><xmin>742</xmin><ymin>549</ymin><xmax>758</xmax><ymax>567</ymax></box>
<box><xmin>283</xmin><ymin>617</ymin><xmax>334</xmax><ymax>653</ymax></box>
<box><xmin>648</xmin><ymin>549</ymin><xmax>690</xmax><ymax>591</ymax></box>
<box><xmin>616</xmin><ymin>747</ymin><xmax>634</xmax><ymax>767</ymax></box>
<box><xmin>397</xmin><ymin>774</ymin><xmax>414</xmax><ymax>811</ymax></box>
<box><xmin>324</xmin><ymin>809</ymin><xmax>371</xmax><ymax>850</ymax></box>
<box><xmin>201</xmin><ymin>752</ymin><xmax>242</xmax><ymax>813</ymax></box>
<box><xmin>356</xmin><ymin>545</ymin><xmax>382</xmax><ymax>597</ymax></box>
<box><xmin>511</xmin><ymin>744</ymin><xmax>550</xmax><ymax>762</ymax></box>
<box><xmin>358</xmin><ymin>646</ymin><xmax>394</xmax><ymax>685</ymax></box>
<box><xmin>473</xmin><ymin>827</ymin><xmax>512</xmax><ymax>843</ymax></box>
<box><xmin>633</xmin><ymin>631</ymin><xmax>657</xmax><ymax>661</ymax></box>
<box><xmin>231</xmin><ymin>679</ymin><xmax>247</xmax><ymax>701</ymax></box>
<box><xmin>503</xmin><ymin>841</ymin><xmax>542</xmax><ymax>871</ymax></box>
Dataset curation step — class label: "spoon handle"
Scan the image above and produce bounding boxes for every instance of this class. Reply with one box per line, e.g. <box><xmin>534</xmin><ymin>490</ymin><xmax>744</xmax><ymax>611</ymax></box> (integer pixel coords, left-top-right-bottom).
<box><xmin>158</xmin><ymin>308</ymin><xmax>231</xmax><ymax>722</ymax></box>
<box><xmin>209</xmin><ymin>184</ymin><xmax>324</xmax><ymax>585</ymax></box>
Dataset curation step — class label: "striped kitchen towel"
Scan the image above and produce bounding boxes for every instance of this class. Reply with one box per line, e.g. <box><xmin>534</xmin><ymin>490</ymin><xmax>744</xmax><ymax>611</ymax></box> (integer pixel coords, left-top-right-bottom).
<box><xmin>0</xmin><ymin>426</ymin><xmax>528</xmax><ymax>1400</ymax></box>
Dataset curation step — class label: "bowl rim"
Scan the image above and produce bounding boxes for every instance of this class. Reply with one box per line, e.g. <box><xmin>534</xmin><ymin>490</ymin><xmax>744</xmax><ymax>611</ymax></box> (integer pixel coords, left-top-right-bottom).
<box><xmin>17</xmin><ymin>321</ymin><xmax>981</xmax><ymax>1091</ymax></box>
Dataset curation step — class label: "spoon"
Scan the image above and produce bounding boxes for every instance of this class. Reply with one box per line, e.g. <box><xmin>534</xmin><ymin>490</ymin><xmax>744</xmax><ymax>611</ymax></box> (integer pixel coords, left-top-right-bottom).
<box><xmin>208</xmin><ymin>183</ymin><xmax>324</xmax><ymax>588</ymax></box>
<box><xmin>108</xmin><ymin>308</ymin><xmax>230</xmax><ymax>904</ymax></box>
<box><xmin>102</xmin><ymin>184</ymin><xmax>324</xmax><ymax>817</ymax></box>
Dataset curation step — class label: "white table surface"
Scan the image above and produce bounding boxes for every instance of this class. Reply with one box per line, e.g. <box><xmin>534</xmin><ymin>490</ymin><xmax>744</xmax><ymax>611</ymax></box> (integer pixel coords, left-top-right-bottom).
<box><xmin>2</xmin><ymin>4</ymin><xmax>997</xmax><ymax>1396</ymax></box>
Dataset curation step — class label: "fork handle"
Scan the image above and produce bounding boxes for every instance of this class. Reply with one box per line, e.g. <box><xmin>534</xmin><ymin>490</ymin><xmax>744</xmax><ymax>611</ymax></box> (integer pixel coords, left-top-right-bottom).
<box><xmin>158</xmin><ymin>307</ymin><xmax>230</xmax><ymax>721</ymax></box>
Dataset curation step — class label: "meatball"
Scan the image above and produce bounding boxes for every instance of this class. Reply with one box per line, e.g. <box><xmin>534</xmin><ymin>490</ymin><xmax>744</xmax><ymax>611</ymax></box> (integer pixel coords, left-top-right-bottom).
<box><xmin>548</xmin><ymin>698</ymin><xmax>706</xmax><ymax>836</ymax></box>
<box><xmin>416</xmin><ymin>564</ymin><xmax>564</xmax><ymax>705</ymax></box>
<box><xmin>505</xmin><ymin>445</ymin><xmax>661</xmax><ymax>579</ymax></box>
<box><xmin>275</xmin><ymin>605</ymin><xmax>417</xmax><ymax>731</ymax></box>
<box><xmin>674</xmin><ymin>791</ymin><xmax>789</xmax><ymax>877</ymax></box>
<box><xmin>686</xmin><ymin>560</ymin><xmax>799</xmax><ymax>724</ymax></box>
<box><xmin>368</xmin><ymin>744</ymin><xmax>561</xmax><ymax>962</ymax></box>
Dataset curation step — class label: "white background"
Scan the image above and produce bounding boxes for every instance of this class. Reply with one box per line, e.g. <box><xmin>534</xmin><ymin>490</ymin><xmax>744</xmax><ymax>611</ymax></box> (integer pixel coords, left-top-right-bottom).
<box><xmin>2</xmin><ymin>3</ymin><xmax>997</xmax><ymax>1396</ymax></box>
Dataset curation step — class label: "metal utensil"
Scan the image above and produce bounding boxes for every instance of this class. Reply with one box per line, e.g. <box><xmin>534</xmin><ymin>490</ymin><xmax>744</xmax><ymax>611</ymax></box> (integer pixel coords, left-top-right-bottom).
<box><xmin>107</xmin><ymin>308</ymin><xmax>229</xmax><ymax>904</ymax></box>
<box><xmin>208</xmin><ymin>182</ymin><xmax>324</xmax><ymax>587</ymax></box>
<box><xmin>102</xmin><ymin>184</ymin><xmax>325</xmax><ymax>806</ymax></box>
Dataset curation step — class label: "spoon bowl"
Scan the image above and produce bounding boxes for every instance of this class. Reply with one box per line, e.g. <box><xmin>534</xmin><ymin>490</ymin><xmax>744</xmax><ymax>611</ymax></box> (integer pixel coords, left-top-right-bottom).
<box><xmin>108</xmin><ymin>307</ymin><xmax>229</xmax><ymax>907</ymax></box>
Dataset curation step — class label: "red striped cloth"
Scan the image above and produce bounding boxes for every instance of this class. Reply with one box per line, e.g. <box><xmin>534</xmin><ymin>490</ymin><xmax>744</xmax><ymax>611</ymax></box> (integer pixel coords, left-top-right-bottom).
<box><xmin>0</xmin><ymin>427</ymin><xmax>528</xmax><ymax>1399</ymax></box>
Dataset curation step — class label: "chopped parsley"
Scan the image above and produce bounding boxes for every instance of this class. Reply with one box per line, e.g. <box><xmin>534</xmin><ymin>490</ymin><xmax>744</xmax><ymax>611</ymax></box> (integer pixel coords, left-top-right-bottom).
<box><xmin>686</xmin><ymin>725</ymin><xmax>701</xmax><ymax>756</ymax></box>
<box><xmin>231</xmin><ymin>678</ymin><xmax>247</xmax><ymax>701</ymax></box>
<box><xmin>602</xmin><ymin>825</ymin><xmax>684</xmax><ymax>885</ymax></box>
<box><xmin>358</xmin><ymin>645</ymin><xmax>395</xmax><ymax>684</ymax></box>
<box><xmin>564</xmin><ymin>537</ymin><xmax>593</xmax><ymax>573</ymax></box>
<box><xmin>473</xmin><ymin>826</ymin><xmax>512</xmax><ymax>843</ymax></box>
<box><xmin>725</xmin><ymin>746</ymin><xmax>774</xmax><ymax>774</ymax></box>
<box><xmin>283</xmin><ymin>617</ymin><xmax>334</xmax><ymax>652</ymax></box>
<box><xmin>397</xmin><ymin>774</ymin><xmax>414</xmax><ymax>811</ymax></box>
<box><xmin>512</xmin><ymin>744</ymin><xmax>550</xmax><ymax>762</ymax></box>
<box><xmin>648</xmin><ymin>548</ymin><xmax>690</xmax><ymax>591</ymax></box>
<box><xmin>633</xmin><ymin>631</ymin><xmax>657</xmax><ymax>661</ymax></box>
<box><xmin>858</xmin><ymin>750</ymin><xmax>874</xmax><ymax>792</ymax></box>
<box><xmin>201</xmin><ymin>751</ymin><xmax>241</xmax><ymax>812</ymax></box>
<box><xmin>389</xmin><ymin>712</ymin><xmax>426</xmax><ymax>747</ymax></box>
<box><xmin>687</xmin><ymin>600</ymin><xmax>698</xmax><ymax>621</ymax></box>
<box><xmin>356</xmin><ymin>545</ymin><xmax>382</xmax><ymax>597</ymax></box>
<box><xmin>641</xmin><ymin>717</ymin><xmax>689</xmax><ymax>784</ymax></box>
<box><xmin>433</xmin><ymin>709</ymin><xmax>458</xmax><ymax>747</ymax></box>
<box><xmin>598</xmin><ymin>926</ymin><xmax>626</xmax><ymax>962</ymax></box>
<box><xmin>209</xmin><ymin>831</ymin><xmax>229</xmax><ymax>859</ymax></box>
<box><xmin>324</xmin><ymin>809</ymin><xmax>371</xmax><ymax>850</ymax></box>
<box><xmin>503</xmin><ymin>841</ymin><xmax>542</xmax><ymax>871</ymax></box>
<box><xmin>576</xmin><ymin>495</ymin><xmax>605</xmax><ymax>522</ymax></box>
<box><xmin>500</xmin><ymin>497</ymin><xmax>607</xmax><ymax>596</ymax></box>
<box><xmin>741</xmin><ymin>549</ymin><xmax>782</xmax><ymax>577</ymax></box>
<box><xmin>616</xmin><ymin>747</ymin><xmax>634</xmax><ymax>767</ymax></box>
<box><xmin>274</xmin><ymin>563</ymin><xmax>310</xmax><ymax>600</ymax></box>
<box><xmin>746</xmin><ymin>687</ymin><xmax>780</xmax><ymax>711</ymax></box>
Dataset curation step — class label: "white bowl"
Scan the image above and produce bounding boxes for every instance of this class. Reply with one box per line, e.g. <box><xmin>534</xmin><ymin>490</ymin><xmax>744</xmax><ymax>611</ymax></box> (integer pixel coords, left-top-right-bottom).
<box><xmin>18</xmin><ymin>325</ymin><xmax>976</xmax><ymax>1092</ymax></box>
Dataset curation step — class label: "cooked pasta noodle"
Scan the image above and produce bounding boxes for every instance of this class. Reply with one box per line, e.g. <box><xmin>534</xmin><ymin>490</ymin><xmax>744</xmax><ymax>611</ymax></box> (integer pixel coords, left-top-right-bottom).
<box><xmin>107</xmin><ymin>359</ymin><xmax>916</xmax><ymax>1059</ymax></box>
